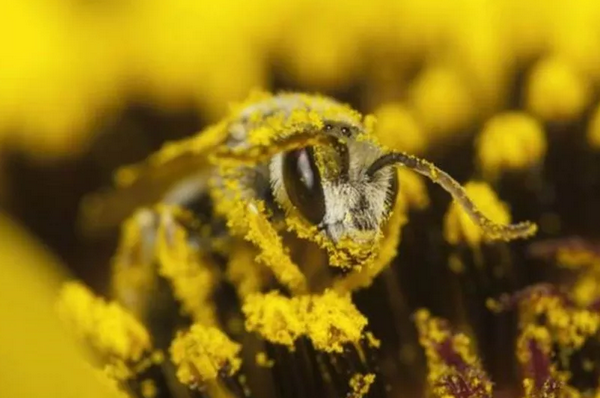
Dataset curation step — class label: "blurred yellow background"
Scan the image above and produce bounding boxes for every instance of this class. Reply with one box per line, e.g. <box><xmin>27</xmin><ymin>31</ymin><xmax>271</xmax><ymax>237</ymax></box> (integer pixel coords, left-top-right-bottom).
<box><xmin>1</xmin><ymin>0</ymin><xmax>599</xmax><ymax>158</ymax></box>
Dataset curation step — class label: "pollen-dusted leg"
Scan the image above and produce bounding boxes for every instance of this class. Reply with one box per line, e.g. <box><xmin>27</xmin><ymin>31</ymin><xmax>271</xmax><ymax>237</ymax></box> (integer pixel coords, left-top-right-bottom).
<box><xmin>111</xmin><ymin>207</ymin><xmax>161</xmax><ymax>321</ymax></box>
<box><xmin>154</xmin><ymin>204</ymin><xmax>219</xmax><ymax>326</ymax></box>
<box><xmin>212</xmin><ymin>138</ymin><xmax>310</xmax><ymax>295</ymax></box>
<box><xmin>56</xmin><ymin>282</ymin><xmax>167</xmax><ymax>398</ymax></box>
<box><xmin>213</xmin><ymin>178</ymin><xmax>308</xmax><ymax>295</ymax></box>
<box><xmin>111</xmin><ymin>205</ymin><xmax>232</xmax><ymax>397</ymax></box>
<box><xmin>170</xmin><ymin>323</ymin><xmax>248</xmax><ymax>397</ymax></box>
<box><xmin>111</xmin><ymin>204</ymin><xmax>219</xmax><ymax>331</ymax></box>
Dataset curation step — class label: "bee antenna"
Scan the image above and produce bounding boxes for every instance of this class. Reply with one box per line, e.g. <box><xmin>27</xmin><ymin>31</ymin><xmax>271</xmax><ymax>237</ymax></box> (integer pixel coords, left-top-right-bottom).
<box><xmin>366</xmin><ymin>152</ymin><xmax>537</xmax><ymax>241</ymax></box>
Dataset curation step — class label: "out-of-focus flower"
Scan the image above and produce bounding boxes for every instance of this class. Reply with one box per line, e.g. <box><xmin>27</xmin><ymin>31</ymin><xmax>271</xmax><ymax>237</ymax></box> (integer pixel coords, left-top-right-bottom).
<box><xmin>490</xmin><ymin>284</ymin><xmax>600</xmax><ymax>350</ymax></box>
<box><xmin>516</xmin><ymin>325</ymin><xmax>564</xmax><ymax>398</ymax></box>
<box><xmin>0</xmin><ymin>1</ymin><xmax>123</xmax><ymax>158</ymax></box>
<box><xmin>407</xmin><ymin>66</ymin><xmax>475</xmax><ymax>142</ymax></box>
<box><xmin>415</xmin><ymin>284</ymin><xmax>600</xmax><ymax>398</ymax></box>
<box><xmin>526</xmin><ymin>57</ymin><xmax>592</xmax><ymax>123</ymax></box>
<box><xmin>488</xmin><ymin>283</ymin><xmax>600</xmax><ymax>397</ymax></box>
<box><xmin>373</xmin><ymin>103</ymin><xmax>427</xmax><ymax>155</ymax></box>
<box><xmin>529</xmin><ymin>238</ymin><xmax>600</xmax><ymax>308</ymax></box>
<box><xmin>415</xmin><ymin>309</ymin><xmax>493</xmax><ymax>398</ymax></box>
<box><xmin>476</xmin><ymin>113</ymin><xmax>547</xmax><ymax>181</ymax></box>
<box><xmin>2</xmin><ymin>0</ymin><xmax>600</xmax><ymax>160</ymax></box>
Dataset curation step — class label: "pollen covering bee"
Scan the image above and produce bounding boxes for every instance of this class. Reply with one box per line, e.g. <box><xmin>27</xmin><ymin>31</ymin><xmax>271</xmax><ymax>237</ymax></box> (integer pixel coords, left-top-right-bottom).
<box><xmin>83</xmin><ymin>92</ymin><xmax>536</xmax><ymax>298</ymax></box>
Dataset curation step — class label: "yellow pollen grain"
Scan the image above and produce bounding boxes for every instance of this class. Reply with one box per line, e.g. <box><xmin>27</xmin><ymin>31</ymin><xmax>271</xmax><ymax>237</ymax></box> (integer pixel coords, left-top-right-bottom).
<box><xmin>284</xmin><ymin>211</ymin><xmax>376</xmax><ymax>270</ymax></box>
<box><xmin>155</xmin><ymin>206</ymin><xmax>217</xmax><ymax>325</ymax></box>
<box><xmin>94</xmin><ymin>367</ymin><xmax>132</xmax><ymax>398</ymax></box>
<box><xmin>452</xmin><ymin>333</ymin><xmax>478</xmax><ymax>366</ymax></box>
<box><xmin>448</xmin><ymin>254</ymin><xmax>465</xmax><ymax>274</ymax></box>
<box><xmin>520</xmin><ymin>294</ymin><xmax>600</xmax><ymax>349</ymax></box>
<box><xmin>550</xmin><ymin>242</ymin><xmax>600</xmax><ymax>311</ymax></box>
<box><xmin>242</xmin><ymin>291</ymin><xmax>304</xmax><ymax>349</ymax></box>
<box><xmin>242</xmin><ymin>290</ymin><xmax>369</xmax><ymax>353</ymax></box>
<box><xmin>516</xmin><ymin>324</ymin><xmax>553</xmax><ymax>372</ymax></box>
<box><xmin>56</xmin><ymin>282</ymin><xmax>151</xmax><ymax>363</ymax></box>
<box><xmin>414</xmin><ymin>309</ymin><xmax>449</xmax><ymax>346</ymax></box>
<box><xmin>214</xmin><ymin>174</ymin><xmax>307</xmax><ymax>293</ymax></box>
<box><xmin>140</xmin><ymin>379</ymin><xmax>157</xmax><ymax>398</ymax></box>
<box><xmin>170</xmin><ymin>323</ymin><xmax>241</xmax><ymax>387</ymax></box>
<box><xmin>242</xmin><ymin>200</ymin><xmax>307</xmax><ymax>293</ymax></box>
<box><xmin>571</xmin><ymin>277</ymin><xmax>600</xmax><ymax>308</ymax></box>
<box><xmin>241</xmin><ymin>98</ymin><xmax>340</xmax><ymax>150</ymax></box>
<box><xmin>348</xmin><ymin>373</ymin><xmax>376</xmax><ymax>398</ymax></box>
<box><xmin>300</xmin><ymin>290</ymin><xmax>368</xmax><ymax>353</ymax></box>
<box><xmin>255</xmin><ymin>352</ymin><xmax>275</xmax><ymax>368</ymax></box>
<box><xmin>476</xmin><ymin>112</ymin><xmax>547</xmax><ymax>181</ymax></box>
<box><xmin>364</xmin><ymin>332</ymin><xmax>381</xmax><ymax>349</ymax></box>
<box><xmin>522</xmin><ymin>378</ymin><xmax>535</xmax><ymax>398</ymax></box>
<box><xmin>103</xmin><ymin>361</ymin><xmax>134</xmax><ymax>383</ymax></box>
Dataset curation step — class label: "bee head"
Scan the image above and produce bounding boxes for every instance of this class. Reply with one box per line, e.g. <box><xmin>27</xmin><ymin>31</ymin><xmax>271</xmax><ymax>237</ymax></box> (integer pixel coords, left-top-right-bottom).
<box><xmin>270</xmin><ymin>115</ymin><xmax>537</xmax><ymax>260</ymax></box>
<box><xmin>270</xmin><ymin>121</ymin><xmax>399</xmax><ymax>245</ymax></box>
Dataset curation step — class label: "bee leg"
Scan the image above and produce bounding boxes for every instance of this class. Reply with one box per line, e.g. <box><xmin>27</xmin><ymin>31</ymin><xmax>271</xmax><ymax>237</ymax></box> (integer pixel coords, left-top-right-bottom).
<box><xmin>111</xmin><ymin>202</ymin><xmax>219</xmax><ymax>345</ymax></box>
<box><xmin>111</xmin><ymin>207</ymin><xmax>161</xmax><ymax>321</ymax></box>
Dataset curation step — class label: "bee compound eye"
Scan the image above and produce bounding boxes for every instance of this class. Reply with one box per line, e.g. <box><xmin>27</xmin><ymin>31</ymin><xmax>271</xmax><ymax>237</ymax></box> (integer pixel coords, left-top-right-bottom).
<box><xmin>282</xmin><ymin>147</ymin><xmax>326</xmax><ymax>225</ymax></box>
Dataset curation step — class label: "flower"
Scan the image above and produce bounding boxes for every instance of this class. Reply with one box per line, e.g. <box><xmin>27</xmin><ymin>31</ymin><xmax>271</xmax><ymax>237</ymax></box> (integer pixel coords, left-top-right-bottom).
<box><xmin>170</xmin><ymin>323</ymin><xmax>242</xmax><ymax>387</ymax></box>
<box><xmin>414</xmin><ymin>309</ymin><xmax>493</xmax><ymax>398</ymax></box>
<box><xmin>373</xmin><ymin>103</ymin><xmax>427</xmax><ymax>155</ymax></box>
<box><xmin>526</xmin><ymin>57</ymin><xmax>592</xmax><ymax>123</ymax></box>
<box><xmin>3</xmin><ymin>1</ymin><xmax>600</xmax><ymax>397</ymax></box>
<box><xmin>476</xmin><ymin>113</ymin><xmax>547</xmax><ymax>181</ymax></box>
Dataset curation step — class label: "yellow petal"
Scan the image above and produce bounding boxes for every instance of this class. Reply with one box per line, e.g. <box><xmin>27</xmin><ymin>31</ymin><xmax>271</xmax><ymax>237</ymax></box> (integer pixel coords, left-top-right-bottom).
<box><xmin>0</xmin><ymin>212</ymin><xmax>123</xmax><ymax>398</ymax></box>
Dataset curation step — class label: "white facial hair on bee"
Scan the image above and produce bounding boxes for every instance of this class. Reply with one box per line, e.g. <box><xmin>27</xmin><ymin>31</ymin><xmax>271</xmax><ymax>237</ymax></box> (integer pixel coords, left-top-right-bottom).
<box><xmin>269</xmin><ymin>137</ymin><xmax>397</xmax><ymax>243</ymax></box>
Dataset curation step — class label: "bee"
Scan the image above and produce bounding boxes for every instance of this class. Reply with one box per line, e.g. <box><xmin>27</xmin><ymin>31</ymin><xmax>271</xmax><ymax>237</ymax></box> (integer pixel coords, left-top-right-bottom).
<box><xmin>82</xmin><ymin>92</ymin><xmax>536</xmax><ymax>298</ymax></box>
